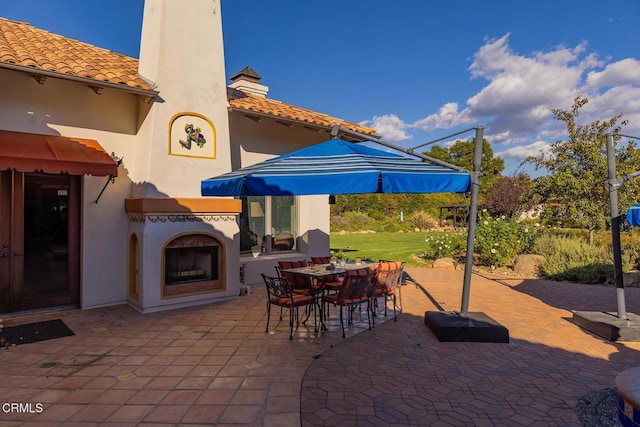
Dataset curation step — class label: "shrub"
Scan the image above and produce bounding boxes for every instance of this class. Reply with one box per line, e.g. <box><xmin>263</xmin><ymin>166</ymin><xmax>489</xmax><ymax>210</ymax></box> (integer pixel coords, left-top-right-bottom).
<box><xmin>408</xmin><ymin>210</ymin><xmax>439</xmax><ymax>230</ymax></box>
<box><xmin>620</xmin><ymin>233</ymin><xmax>640</xmax><ymax>271</ymax></box>
<box><xmin>330</xmin><ymin>211</ymin><xmax>376</xmax><ymax>232</ymax></box>
<box><xmin>597</xmin><ymin>232</ymin><xmax>640</xmax><ymax>272</ymax></box>
<box><xmin>423</xmin><ymin>231</ymin><xmax>467</xmax><ymax>260</ymax></box>
<box><xmin>474</xmin><ymin>211</ymin><xmax>539</xmax><ymax>267</ymax></box>
<box><xmin>376</xmin><ymin>217</ymin><xmax>413</xmax><ymax>233</ymax></box>
<box><xmin>533</xmin><ymin>234</ymin><xmax>612</xmax><ymax>283</ymax></box>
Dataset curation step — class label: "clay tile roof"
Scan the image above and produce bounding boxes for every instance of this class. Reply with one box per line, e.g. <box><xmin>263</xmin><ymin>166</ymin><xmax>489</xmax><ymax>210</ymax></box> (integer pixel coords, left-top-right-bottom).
<box><xmin>0</xmin><ymin>17</ymin><xmax>155</xmax><ymax>93</ymax></box>
<box><xmin>227</xmin><ymin>87</ymin><xmax>376</xmax><ymax>136</ymax></box>
<box><xmin>0</xmin><ymin>17</ymin><xmax>372</xmax><ymax>136</ymax></box>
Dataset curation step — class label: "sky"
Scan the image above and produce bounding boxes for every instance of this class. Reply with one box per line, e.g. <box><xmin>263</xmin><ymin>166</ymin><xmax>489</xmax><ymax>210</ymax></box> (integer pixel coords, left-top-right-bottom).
<box><xmin>2</xmin><ymin>0</ymin><xmax>640</xmax><ymax>176</ymax></box>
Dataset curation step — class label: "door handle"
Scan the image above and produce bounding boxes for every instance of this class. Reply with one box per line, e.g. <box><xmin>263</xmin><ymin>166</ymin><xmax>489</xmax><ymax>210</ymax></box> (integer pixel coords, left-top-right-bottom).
<box><xmin>13</xmin><ymin>252</ymin><xmax>21</xmax><ymax>257</ymax></box>
<box><xmin>0</xmin><ymin>253</ymin><xmax>7</xmax><ymax>258</ymax></box>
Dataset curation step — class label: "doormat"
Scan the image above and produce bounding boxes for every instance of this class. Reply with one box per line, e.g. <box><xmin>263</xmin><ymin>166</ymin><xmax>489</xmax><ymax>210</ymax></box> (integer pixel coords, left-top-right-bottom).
<box><xmin>0</xmin><ymin>319</ymin><xmax>74</xmax><ymax>347</ymax></box>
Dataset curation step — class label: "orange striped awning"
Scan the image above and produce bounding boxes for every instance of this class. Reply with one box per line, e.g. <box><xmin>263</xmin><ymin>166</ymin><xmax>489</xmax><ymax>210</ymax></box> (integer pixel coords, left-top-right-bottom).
<box><xmin>0</xmin><ymin>129</ymin><xmax>118</xmax><ymax>177</ymax></box>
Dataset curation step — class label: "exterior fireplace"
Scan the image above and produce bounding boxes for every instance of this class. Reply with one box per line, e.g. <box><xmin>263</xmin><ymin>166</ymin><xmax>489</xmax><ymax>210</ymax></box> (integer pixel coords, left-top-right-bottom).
<box><xmin>125</xmin><ymin>197</ymin><xmax>241</xmax><ymax>313</ymax></box>
<box><xmin>164</xmin><ymin>234</ymin><xmax>222</xmax><ymax>297</ymax></box>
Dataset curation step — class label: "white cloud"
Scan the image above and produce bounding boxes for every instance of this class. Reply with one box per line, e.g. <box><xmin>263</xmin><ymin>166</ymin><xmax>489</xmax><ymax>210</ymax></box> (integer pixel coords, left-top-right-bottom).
<box><xmin>412</xmin><ymin>102</ymin><xmax>474</xmax><ymax>131</ymax></box>
<box><xmin>465</xmin><ymin>34</ymin><xmax>593</xmax><ymax>125</ymax></box>
<box><xmin>495</xmin><ymin>141</ymin><xmax>552</xmax><ymax>161</ymax></box>
<box><xmin>363</xmin><ymin>32</ymin><xmax>640</xmax><ymax>172</ymax></box>
<box><xmin>361</xmin><ymin>114</ymin><xmax>411</xmax><ymax>142</ymax></box>
<box><xmin>586</xmin><ymin>59</ymin><xmax>640</xmax><ymax>88</ymax></box>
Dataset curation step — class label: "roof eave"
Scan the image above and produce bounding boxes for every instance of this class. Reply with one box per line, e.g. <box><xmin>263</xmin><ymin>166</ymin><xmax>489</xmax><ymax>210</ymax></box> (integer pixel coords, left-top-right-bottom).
<box><xmin>0</xmin><ymin>62</ymin><xmax>160</xmax><ymax>101</ymax></box>
<box><xmin>228</xmin><ymin>106</ymin><xmax>377</xmax><ymax>142</ymax></box>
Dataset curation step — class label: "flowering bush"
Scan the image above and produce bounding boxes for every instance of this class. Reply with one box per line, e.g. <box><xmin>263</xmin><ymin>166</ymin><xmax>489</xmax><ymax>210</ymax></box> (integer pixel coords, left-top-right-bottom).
<box><xmin>424</xmin><ymin>231</ymin><xmax>467</xmax><ymax>260</ymax></box>
<box><xmin>474</xmin><ymin>210</ymin><xmax>539</xmax><ymax>267</ymax></box>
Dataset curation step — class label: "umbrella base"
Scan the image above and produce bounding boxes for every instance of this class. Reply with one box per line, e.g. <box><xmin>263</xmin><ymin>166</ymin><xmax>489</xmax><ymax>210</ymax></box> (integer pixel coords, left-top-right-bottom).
<box><xmin>571</xmin><ymin>311</ymin><xmax>640</xmax><ymax>342</ymax></box>
<box><xmin>424</xmin><ymin>311</ymin><xmax>509</xmax><ymax>343</ymax></box>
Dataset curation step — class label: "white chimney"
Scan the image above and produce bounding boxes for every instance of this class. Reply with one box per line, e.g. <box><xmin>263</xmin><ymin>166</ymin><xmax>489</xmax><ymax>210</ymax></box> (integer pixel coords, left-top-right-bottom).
<box><xmin>133</xmin><ymin>0</ymin><xmax>232</xmax><ymax>197</ymax></box>
<box><xmin>228</xmin><ymin>66</ymin><xmax>269</xmax><ymax>98</ymax></box>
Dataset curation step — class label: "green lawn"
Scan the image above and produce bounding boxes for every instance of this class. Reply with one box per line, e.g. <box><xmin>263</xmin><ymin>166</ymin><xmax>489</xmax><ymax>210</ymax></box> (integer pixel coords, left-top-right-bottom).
<box><xmin>330</xmin><ymin>231</ymin><xmax>433</xmax><ymax>266</ymax></box>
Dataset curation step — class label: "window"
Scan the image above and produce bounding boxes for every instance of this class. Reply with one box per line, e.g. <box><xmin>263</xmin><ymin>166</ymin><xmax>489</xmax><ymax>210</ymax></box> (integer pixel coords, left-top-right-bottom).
<box><xmin>239</xmin><ymin>196</ymin><xmax>297</xmax><ymax>254</ymax></box>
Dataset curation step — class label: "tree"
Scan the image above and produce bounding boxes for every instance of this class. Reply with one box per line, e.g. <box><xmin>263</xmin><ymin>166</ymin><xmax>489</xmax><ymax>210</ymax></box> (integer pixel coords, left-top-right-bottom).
<box><xmin>484</xmin><ymin>174</ymin><xmax>536</xmax><ymax>218</ymax></box>
<box><xmin>424</xmin><ymin>138</ymin><xmax>504</xmax><ymax>193</ymax></box>
<box><xmin>525</xmin><ymin>96</ymin><xmax>640</xmax><ymax>241</ymax></box>
<box><xmin>330</xmin><ymin>193</ymin><xmax>463</xmax><ymax>221</ymax></box>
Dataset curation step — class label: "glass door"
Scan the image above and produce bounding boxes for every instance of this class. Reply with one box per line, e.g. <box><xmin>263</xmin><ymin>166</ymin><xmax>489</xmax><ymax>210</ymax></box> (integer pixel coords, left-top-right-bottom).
<box><xmin>0</xmin><ymin>171</ymin><xmax>13</xmax><ymax>312</ymax></box>
<box><xmin>21</xmin><ymin>173</ymin><xmax>80</xmax><ymax>310</ymax></box>
<box><xmin>0</xmin><ymin>171</ymin><xmax>80</xmax><ymax>312</ymax></box>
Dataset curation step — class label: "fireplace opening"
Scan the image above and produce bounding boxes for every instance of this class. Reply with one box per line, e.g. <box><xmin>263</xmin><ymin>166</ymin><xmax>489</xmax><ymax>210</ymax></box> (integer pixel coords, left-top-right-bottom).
<box><xmin>163</xmin><ymin>234</ymin><xmax>224</xmax><ymax>297</ymax></box>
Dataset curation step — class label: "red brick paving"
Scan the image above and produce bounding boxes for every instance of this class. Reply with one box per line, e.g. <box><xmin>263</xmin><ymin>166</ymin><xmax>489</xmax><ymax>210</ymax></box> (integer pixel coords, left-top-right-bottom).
<box><xmin>301</xmin><ymin>268</ymin><xmax>640</xmax><ymax>426</ymax></box>
<box><xmin>0</xmin><ymin>267</ymin><xmax>638</xmax><ymax>425</ymax></box>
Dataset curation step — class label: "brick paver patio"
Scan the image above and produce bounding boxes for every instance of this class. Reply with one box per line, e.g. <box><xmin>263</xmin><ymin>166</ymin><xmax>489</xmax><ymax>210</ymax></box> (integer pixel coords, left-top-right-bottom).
<box><xmin>0</xmin><ymin>267</ymin><xmax>638</xmax><ymax>426</ymax></box>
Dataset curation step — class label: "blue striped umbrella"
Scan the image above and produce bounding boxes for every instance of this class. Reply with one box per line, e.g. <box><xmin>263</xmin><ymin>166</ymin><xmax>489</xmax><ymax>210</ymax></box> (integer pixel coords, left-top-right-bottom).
<box><xmin>201</xmin><ymin>138</ymin><xmax>471</xmax><ymax>196</ymax></box>
<box><xmin>627</xmin><ymin>203</ymin><xmax>640</xmax><ymax>226</ymax></box>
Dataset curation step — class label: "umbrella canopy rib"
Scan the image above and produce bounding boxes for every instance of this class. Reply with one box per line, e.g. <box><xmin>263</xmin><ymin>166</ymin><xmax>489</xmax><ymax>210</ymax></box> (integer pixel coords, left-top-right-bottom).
<box><xmin>202</xmin><ymin>138</ymin><xmax>471</xmax><ymax>196</ymax></box>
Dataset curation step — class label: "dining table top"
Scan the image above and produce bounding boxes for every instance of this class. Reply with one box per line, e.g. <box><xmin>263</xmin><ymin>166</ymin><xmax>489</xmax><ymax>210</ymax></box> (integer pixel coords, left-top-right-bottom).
<box><xmin>281</xmin><ymin>263</ymin><xmax>371</xmax><ymax>278</ymax></box>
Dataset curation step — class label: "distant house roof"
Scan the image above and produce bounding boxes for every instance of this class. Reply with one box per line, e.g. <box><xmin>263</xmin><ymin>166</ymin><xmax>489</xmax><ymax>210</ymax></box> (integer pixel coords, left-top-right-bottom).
<box><xmin>0</xmin><ymin>17</ymin><xmax>376</xmax><ymax>136</ymax></box>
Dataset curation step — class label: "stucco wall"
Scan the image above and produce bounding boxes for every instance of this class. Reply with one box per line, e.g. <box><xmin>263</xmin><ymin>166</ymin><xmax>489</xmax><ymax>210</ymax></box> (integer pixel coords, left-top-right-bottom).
<box><xmin>228</xmin><ymin>112</ymin><xmax>333</xmax><ymax>285</ymax></box>
<box><xmin>0</xmin><ymin>67</ymin><xmax>142</xmax><ymax>309</ymax></box>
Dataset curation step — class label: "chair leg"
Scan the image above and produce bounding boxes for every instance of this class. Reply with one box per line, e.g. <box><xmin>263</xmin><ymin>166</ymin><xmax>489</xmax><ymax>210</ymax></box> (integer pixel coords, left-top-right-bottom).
<box><xmin>265</xmin><ymin>302</ymin><xmax>271</xmax><ymax>333</ymax></box>
<box><xmin>370</xmin><ymin>297</ymin><xmax>376</xmax><ymax>328</ymax></box>
<box><xmin>288</xmin><ymin>306</ymin><xmax>294</xmax><ymax>340</ymax></box>
<box><xmin>312</xmin><ymin>302</ymin><xmax>318</xmax><ymax>333</ymax></box>
<box><xmin>392</xmin><ymin>294</ymin><xmax>397</xmax><ymax>322</ymax></box>
<box><xmin>340</xmin><ymin>305</ymin><xmax>346</xmax><ymax>338</ymax></box>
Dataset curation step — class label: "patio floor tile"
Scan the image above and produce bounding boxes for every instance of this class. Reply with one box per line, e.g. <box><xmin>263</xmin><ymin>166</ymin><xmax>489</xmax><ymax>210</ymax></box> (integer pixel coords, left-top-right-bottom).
<box><xmin>0</xmin><ymin>267</ymin><xmax>639</xmax><ymax>425</ymax></box>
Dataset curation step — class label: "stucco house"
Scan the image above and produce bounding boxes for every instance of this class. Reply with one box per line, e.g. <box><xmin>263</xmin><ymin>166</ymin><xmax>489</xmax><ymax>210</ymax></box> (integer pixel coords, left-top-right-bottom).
<box><xmin>0</xmin><ymin>0</ymin><xmax>375</xmax><ymax>314</ymax></box>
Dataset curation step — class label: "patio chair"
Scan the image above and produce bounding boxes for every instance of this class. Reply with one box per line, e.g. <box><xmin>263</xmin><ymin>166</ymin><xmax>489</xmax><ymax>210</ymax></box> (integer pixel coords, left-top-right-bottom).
<box><xmin>370</xmin><ymin>261</ymin><xmax>405</xmax><ymax>326</ymax></box>
<box><xmin>310</xmin><ymin>256</ymin><xmax>342</xmax><ymax>292</ymax></box>
<box><xmin>276</xmin><ymin>260</ymin><xmax>315</xmax><ymax>296</ymax></box>
<box><xmin>322</xmin><ymin>267</ymin><xmax>375</xmax><ymax>338</ymax></box>
<box><xmin>378</xmin><ymin>258</ymin><xmax>406</xmax><ymax>312</ymax></box>
<box><xmin>261</xmin><ymin>273</ymin><xmax>316</xmax><ymax>340</ymax></box>
<box><xmin>276</xmin><ymin>259</ymin><xmax>320</xmax><ymax>326</ymax></box>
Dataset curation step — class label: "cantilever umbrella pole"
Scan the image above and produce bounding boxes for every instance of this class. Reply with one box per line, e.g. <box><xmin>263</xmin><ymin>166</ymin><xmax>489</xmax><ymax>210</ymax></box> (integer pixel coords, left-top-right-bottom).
<box><xmin>607</xmin><ymin>133</ymin><xmax>628</xmax><ymax>319</ymax></box>
<box><xmin>460</xmin><ymin>126</ymin><xmax>483</xmax><ymax>317</ymax></box>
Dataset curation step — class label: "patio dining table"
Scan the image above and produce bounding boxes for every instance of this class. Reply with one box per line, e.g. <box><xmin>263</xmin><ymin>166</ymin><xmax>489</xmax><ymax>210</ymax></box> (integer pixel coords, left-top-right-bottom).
<box><xmin>281</xmin><ymin>264</ymin><xmax>348</xmax><ymax>331</ymax></box>
<box><xmin>281</xmin><ymin>263</ymin><xmax>372</xmax><ymax>331</ymax></box>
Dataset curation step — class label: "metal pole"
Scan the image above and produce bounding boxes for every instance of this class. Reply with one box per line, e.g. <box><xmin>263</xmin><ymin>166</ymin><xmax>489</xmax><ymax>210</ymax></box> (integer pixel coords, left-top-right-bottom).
<box><xmin>460</xmin><ymin>126</ymin><xmax>484</xmax><ymax>317</ymax></box>
<box><xmin>94</xmin><ymin>175</ymin><xmax>115</xmax><ymax>204</ymax></box>
<box><xmin>606</xmin><ymin>133</ymin><xmax>628</xmax><ymax>319</ymax></box>
<box><xmin>619</xmin><ymin>134</ymin><xmax>640</xmax><ymax>140</ymax></box>
<box><xmin>409</xmin><ymin>127</ymin><xmax>479</xmax><ymax>151</ymax></box>
<box><xmin>330</xmin><ymin>125</ymin><xmax>470</xmax><ymax>173</ymax></box>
